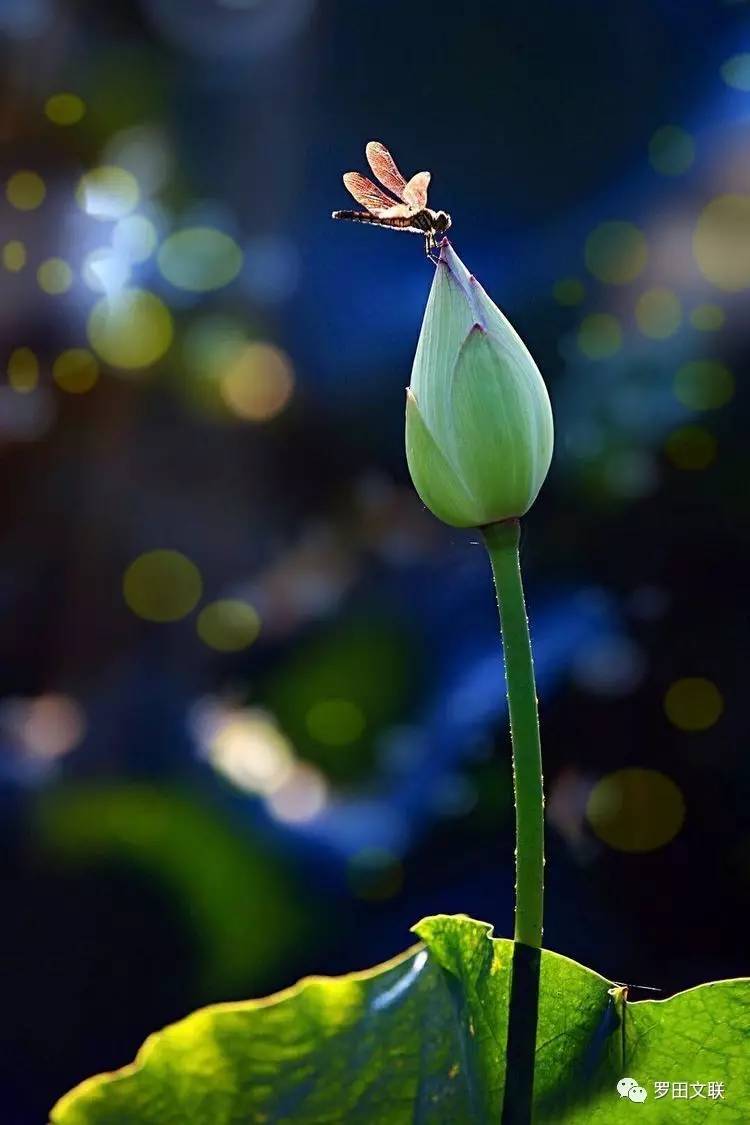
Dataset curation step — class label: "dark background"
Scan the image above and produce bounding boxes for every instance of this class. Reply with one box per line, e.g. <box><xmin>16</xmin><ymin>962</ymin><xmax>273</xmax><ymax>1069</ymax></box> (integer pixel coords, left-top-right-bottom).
<box><xmin>1</xmin><ymin>1</ymin><xmax>749</xmax><ymax>1120</ymax></box>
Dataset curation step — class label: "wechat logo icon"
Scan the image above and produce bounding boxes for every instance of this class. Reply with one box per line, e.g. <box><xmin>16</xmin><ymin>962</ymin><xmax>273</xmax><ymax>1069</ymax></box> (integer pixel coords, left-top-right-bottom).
<box><xmin>617</xmin><ymin>1077</ymin><xmax>648</xmax><ymax>1103</ymax></box>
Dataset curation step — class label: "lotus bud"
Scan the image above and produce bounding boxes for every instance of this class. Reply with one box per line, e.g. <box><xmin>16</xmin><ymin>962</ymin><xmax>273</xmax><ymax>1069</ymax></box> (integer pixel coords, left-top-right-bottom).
<box><xmin>405</xmin><ymin>241</ymin><xmax>553</xmax><ymax>528</ymax></box>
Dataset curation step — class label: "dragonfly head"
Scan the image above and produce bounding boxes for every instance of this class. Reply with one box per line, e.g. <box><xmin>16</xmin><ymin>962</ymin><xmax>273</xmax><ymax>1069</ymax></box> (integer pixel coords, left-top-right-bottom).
<box><xmin>433</xmin><ymin>211</ymin><xmax>452</xmax><ymax>235</ymax></box>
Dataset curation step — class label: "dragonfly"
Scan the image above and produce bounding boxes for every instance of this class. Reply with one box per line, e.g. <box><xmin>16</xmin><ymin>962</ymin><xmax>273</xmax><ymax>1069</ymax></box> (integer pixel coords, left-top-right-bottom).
<box><xmin>609</xmin><ymin>981</ymin><xmax>663</xmax><ymax>1002</ymax></box>
<box><xmin>332</xmin><ymin>141</ymin><xmax>451</xmax><ymax>257</ymax></box>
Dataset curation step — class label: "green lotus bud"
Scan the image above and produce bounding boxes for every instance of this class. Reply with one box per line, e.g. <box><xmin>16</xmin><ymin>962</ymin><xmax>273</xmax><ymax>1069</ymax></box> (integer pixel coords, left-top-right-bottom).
<box><xmin>405</xmin><ymin>241</ymin><xmax>553</xmax><ymax>528</ymax></box>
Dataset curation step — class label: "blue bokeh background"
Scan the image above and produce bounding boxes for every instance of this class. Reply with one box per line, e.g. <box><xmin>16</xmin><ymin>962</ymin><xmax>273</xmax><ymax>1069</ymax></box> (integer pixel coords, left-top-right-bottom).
<box><xmin>1</xmin><ymin>1</ymin><xmax>749</xmax><ymax>1119</ymax></box>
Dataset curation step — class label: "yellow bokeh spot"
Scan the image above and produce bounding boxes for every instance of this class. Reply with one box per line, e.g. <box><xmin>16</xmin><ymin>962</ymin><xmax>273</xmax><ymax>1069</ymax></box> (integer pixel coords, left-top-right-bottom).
<box><xmin>6</xmin><ymin>171</ymin><xmax>46</xmax><ymax>211</ymax></box>
<box><xmin>7</xmin><ymin>347</ymin><xmax>39</xmax><ymax>393</ymax></box>
<box><xmin>196</xmin><ymin>600</ymin><xmax>261</xmax><ymax>652</ymax></box>
<box><xmin>648</xmin><ymin>126</ymin><xmax>694</xmax><ymax>176</ymax></box>
<box><xmin>220</xmin><ymin>342</ymin><xmax>294</xmax><ymax>421</ymax></box>
<box><xmin>585</xmin><ymin>222</ymin><xmax>647</xmax><ymax>285</ymax></box>
<box><xmin>690</xmin><ymin>303</ymin><xmax>725</xmax><ymax>332</ymax></box>
<box><xmin>674</xmin><ymin>359</ymin><xmax>733</xmax><ymax>410</ymax></box>
<box><xmin>44</xmin><ymin>93</ymin><xmax>85</xmax><ymax>125</ymax></box>
<box><xmin>665</xmin><ymin>425</ymin><xmax>716</xmax><ymax>470</ymax></box>
<box><xmin>693</xmin><ymin>194</ymin><xmax>750</xmax><ymax>291</ymax></box>
<box><xmin>157</xmin><ymin>227</ymin><xmax>243</xmax><ymax>292</ymax></box>
<box><xmin>37</xmin><ymin>258</ymin><xmax>73</xmax><ymax>295</ymax></box>
<box><xmin>553</xmin><ymin>277</ymin><xmax>585</xmax><ymax>306</ymax></box>
<box><xmin>123</xmin><ymin>550</ymin><xmax>202</xmax><ymax>622</ymax></box>
<box><xmin>664</xmin><ymin>677</ymin><xmax>723</xmax><ymax>731</ymax></box>
<box><xmin>87</xmin><ymin>289</ymin><xmax>173</xmax><ymax>370</ymax></box>
<box><xmin>305</xmin><ymin>699</ymin><xmax>366</xmax><ymax>747</ymax></box>
<box><xmin>2</xmin><ymin>240</ymin><xmax>26</xmax><ymax>271</ymax></box>
<box><xmin>587</xmin><ymin>769</ymin><xmax>685</xmax><ymax>852</ymax></box>
<box><xmin>720</xmin><ymin>53</ymin><xmax>750</xmax><ymax>91</ymax></box>
<box><xmin>577</xmin><ymin>313</ymin><xmax>622</xmax><ymax>359</ymax></box>
<box><xmin>112</xmin><ymin>214</ymin><xmax>157</xmax><ymax>263</ymax></box>
<box><xmin>53</xmin><ymin>348</ymin><xmax>99</xmax><ymax>394</ymax></box>
<box><xmin>634</xmin><ymin>287</ymin><xmax>682</xmax><ymax>339</ymax></box>
<box><xmin>76</xmin><ymin>166</ymin><xmax>139</xmax><ymax>221</ymax></box>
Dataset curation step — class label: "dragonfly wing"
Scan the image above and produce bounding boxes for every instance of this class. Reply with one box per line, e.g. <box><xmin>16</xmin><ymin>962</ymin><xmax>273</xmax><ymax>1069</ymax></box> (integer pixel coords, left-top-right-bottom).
<box><xmin>343</xmin><ymin>172</ymin><xmax>401</xmax><ymax>216</ymax></box>
<box><xmin>366</xmin><ymin>141</ymin><xmax>408</xmax><ymax>199</ymax></box>
<box><xmin>403</xmin><ymin>171</ymin><xmax>431</xmax><ymax>210</ymax></box>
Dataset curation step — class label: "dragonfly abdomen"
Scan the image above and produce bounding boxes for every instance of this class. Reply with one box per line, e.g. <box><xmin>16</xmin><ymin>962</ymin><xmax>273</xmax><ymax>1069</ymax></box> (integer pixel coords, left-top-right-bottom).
<box><xmin>331</xmin><ymin>210</ymin><xmax>422</xmax><ymax>233</ymax></box>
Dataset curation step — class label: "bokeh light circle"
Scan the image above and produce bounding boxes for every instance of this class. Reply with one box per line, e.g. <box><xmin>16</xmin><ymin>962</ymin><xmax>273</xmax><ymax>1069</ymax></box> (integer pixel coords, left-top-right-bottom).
<box><xmin>665</xmin><ymin>425</ymin><xmax>716</xmax><ymax>471</ymax></box>
<box><xmin>82</xmin><ymin>248</ymin><xmax>131</xmax><ymax>294</ymax></box>
<box><xmin>7</xmin><ymin>347</ymin><xmax>38</xmax><ymax>393</ymax></box>
<box><xmin>305</xmin><ymin>699</ymin><xmax>366</xmax><ymax>747</ymax></box>
<box><xmin>2</xmin><ymin>240</ymin><xmax>26</xmax><ymax>271</ymax></box>
<box><xmin>553</xmin><ymin>277</ymin><xmax>585</xmax><ymax>306</ymax></box>
<box><xmin>220</xmin><ymin>342</ymin><xmax>294</xmax><ymax>421</ymax></box>
<box><xmin>585</xmin><ymin>222</ymin><xmax>647</xmax><ymax>285</ymax></box>
<box><xmin>266</xmin><ymin>763</ymin><xmax>328</xmax><ymax>824</ymax></box>
<box><xmin>45</xmin><ymin>93</ymin><xmax>85</xmax><ymax>125</ymax></box>
<box><xmin>693</xmin><ymin>195</ymin><xmax>750</xmax><ymax>291</ymax></box>
<box><xmin>76</xmin><ymin>166</ymin><xmax>139</xmax><ymax>221</ymax></box>
<box><xmin>603</xmin><ymin>449</ymin><xmax>658</xmax><ymax>499</ymax></box>
<box><xmin>53</xmin><ymin>349</ymin><xmax>100</xmax><ymax>394</ymax></box>
<box><xmin>6</xmin><ymin>171</ymin><xmax>46</xmax><ymax>210</ymax></box>
<box><xmin>690</xmin><ymin>304</ymin><xmax>725</xmax><ymax>332</ymax></box>
<box><xmin>674</xmin><ymin>359</ymin><xmax>733</xmax><ymax>410</ymax></box>
<box><xmin>648</xmin><ymin>126</ymin><xmax>694</xmax><ymax>176</ymax></box>
<box><xmin>634</xmin><ymin>287</ymin><xmax>682</xmax><ymax>339</ymax></box>
<box><xmin>87</xmin><ymin>289</ymin><xmax>173</xmax><ymax>370</ymax></box>
<box><xmin>207</xmin><ymin>710</ymin><xmax>294</xmax><ymax>796</ymax></box>
<box><xmin>182</xmin><ymin>314</ymin><xmax>246</xmax><ymax>374</ymax></box>
<box><xmin>2</xmin><ymin>693</ymin><xmax>86</xmax><ymax>760</ymax></box>
<box><xmin>102</xmin><ymin>125</ymin><xmax>173</xmax><ymax>198</ymax></box>
<box><xmin>112</xmin><ymin>214</ymin><xmax>158</xmax><ymax>263</ymax></box>
<box><xmin>157</xmin><ymin>227</ymin><xmax>243</xmax><ymax>292</ymax></box>
<box><xmin>664</xmin><ymin>677</ymin><xmax>723</xmax><ymax>731</ymax></box>
<box><xmin>587</xmin><ymin>769</ymin><xmax>685</xmax><ymax>852</ymax></box>
<box><xmin>720</xmin><ymin>53</ymin><xmax>750</xmax><ymax>91</ymax></box>
<box><xmin>196</xmin><ymin>600</ymin><xmax>261</xmax><ymax>652</ymax></box>
<box><xmin>37</xmin><ymin>258</ymin><xmax>73</xmax><ymax>294</ymax></box>
<box><xmin>123</xmin><ymin>550</ymin><xmax>203</xmax><ymax>622</ymax></box>
<box><xmin>577</xmin><ymin>313</ymin><xmax>622</xmax><ymax>359</ymax></box>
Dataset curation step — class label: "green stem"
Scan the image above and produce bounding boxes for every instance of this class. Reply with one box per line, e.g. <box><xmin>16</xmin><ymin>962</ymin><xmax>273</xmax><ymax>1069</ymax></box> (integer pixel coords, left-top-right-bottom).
<box><xmin>481</xmin><ymin>517</ymin><xmax>544</xmax><ymax>948</ymax></box>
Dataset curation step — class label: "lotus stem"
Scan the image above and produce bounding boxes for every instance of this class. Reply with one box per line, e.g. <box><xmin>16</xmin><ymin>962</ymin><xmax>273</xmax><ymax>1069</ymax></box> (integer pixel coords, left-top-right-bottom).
<box><xmin>482</xmin><ymin>517</ymin><xmax>544</xmax><ymax>948</ymax></box>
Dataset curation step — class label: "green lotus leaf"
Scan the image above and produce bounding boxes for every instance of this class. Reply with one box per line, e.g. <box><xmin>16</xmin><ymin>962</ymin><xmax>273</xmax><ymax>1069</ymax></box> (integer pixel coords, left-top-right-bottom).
<box><xmin>51</xmin><ymin>914</ymin><xmax>750</xmax><ymax>1123</ymax></box>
